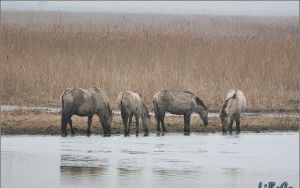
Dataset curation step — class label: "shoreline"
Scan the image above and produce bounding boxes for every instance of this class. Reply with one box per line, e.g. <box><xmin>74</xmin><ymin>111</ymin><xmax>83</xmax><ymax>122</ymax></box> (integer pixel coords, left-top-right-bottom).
<box><xmin>1</xmin><ymin>111</ymin><xmax>298</xmax><ymax>135</ymax></box>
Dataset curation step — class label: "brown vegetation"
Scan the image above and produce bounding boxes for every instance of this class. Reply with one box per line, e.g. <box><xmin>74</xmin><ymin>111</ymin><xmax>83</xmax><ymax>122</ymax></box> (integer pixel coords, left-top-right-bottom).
<box><xmin>1</xmin><ymin>11</ymin><xmax>299</xmax><ymax>111</ymax></box>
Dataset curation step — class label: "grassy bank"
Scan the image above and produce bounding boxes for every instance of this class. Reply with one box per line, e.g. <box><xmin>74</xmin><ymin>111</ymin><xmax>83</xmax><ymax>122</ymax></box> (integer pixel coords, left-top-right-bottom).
<box><xmin>1</xmin><ymin>11</ymin><xmax>299</xmax><ymax>111</ymax></box>
<box><xmin>0</xmin><ymin>111</ymin><xmax>298</xmax><ymax>135</ymax></box>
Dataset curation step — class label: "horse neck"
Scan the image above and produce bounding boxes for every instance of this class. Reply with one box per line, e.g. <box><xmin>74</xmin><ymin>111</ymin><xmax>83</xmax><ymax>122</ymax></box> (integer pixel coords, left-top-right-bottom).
<box><xmin>194</xmin><ymin>105</ymin><xmax>205</xmax><ymax>115</ymax></box>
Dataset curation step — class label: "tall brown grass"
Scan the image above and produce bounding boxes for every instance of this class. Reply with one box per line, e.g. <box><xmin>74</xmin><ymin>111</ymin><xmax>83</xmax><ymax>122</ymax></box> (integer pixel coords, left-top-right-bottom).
<box><xmin>1</xmin><ymin>11</ymin><xmax>299</xmax><ymax>111</ymax></box>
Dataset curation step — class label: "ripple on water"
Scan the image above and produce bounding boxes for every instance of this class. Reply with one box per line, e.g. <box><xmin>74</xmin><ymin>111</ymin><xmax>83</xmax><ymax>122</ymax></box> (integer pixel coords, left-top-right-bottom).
<box><xmin>61</xmin><ymin>154</ymin><xmax>108</xmax><ymax>167</ymax></box>
<box><xmin>121</xmin><ymin>149</ymin><xmax>148</xmax><ymax>155</ymax></box>
<box><xmin>117</xmin><ymin>158</ymin><xmax>144</xmax><ymax>177</ymax></box>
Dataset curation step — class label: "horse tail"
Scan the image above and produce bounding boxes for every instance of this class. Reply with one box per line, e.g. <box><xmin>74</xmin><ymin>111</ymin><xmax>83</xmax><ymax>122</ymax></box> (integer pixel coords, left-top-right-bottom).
<box><xmin>153</xmin><ymin>99</ymin><xmax>159</xmax><ymax>118</ymax></box>
<box><xmin>105</xmin><ymin>100</ymin><xmax>112</xmax><ymax>117</ymax></box>
<box><xmin>232</xmin><ymin>89</ymin><xmax>237</xmax><ymax>99</ymax></box>
<box><xmin>60</xmin><ymin>89</ymin><xmax>73</xmax><ymax>135</ymax></box>
<box><xmin>120</xmin><ymin>91</ymin><xmax>127</xmax><ymax>115</ymax></box>
<box><xmin>221</xmin><ymin>90</ymin><xmax>237</xmax><ymax>116</ymax></box>
<box><xmin>61</xmin><ymin>89</ymin><xmax>75</xmax><ymax>115</ymax></box>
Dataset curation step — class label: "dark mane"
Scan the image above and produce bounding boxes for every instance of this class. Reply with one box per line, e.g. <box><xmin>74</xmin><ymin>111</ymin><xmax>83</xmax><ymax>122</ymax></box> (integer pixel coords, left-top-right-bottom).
<box><xmin>195</xmin><ymin>96</ymin><xmax>207</xmax><ymax>110</ymax></box>
<box><xmin>183</xmin><ymin>91</ymin><xmax>207</xmax><ymax>110</ymax></box>
<box><xmin>183</xmin><ymin>91</ymin><xmax>195</xmax><ymax>95</ymax></box>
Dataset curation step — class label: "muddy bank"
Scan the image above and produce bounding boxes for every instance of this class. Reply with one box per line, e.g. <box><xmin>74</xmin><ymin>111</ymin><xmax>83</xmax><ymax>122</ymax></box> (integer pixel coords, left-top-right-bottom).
<box><xmin>0</xmin><ymin>111</ymin><xmax>298</xmax><ymax>135</ymax></box>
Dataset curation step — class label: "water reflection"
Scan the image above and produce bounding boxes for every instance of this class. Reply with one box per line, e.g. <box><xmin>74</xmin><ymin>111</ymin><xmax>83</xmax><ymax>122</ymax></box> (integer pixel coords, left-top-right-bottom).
<box><xmin>1</xmin><ymin>133</ymin><xmax>299</xmax><ymax>188</ymax></box>
<box><xmin>60</xmin><ymin>154</ymin><xmax>108</xmax><ymax>166</ymax></box>
<box><xmin>60</xmin><ymin>165</ymin><xmax>107</xmax><ymax>178</ymax></box>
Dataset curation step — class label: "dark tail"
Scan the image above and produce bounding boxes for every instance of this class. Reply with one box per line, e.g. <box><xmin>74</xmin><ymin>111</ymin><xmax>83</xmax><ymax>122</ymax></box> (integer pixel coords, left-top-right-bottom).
<box><xmin>220</xmin><ymin>90</ymin><xmax>237</xmax><ymax>116</ymax></box>
<box><xmin>120</xmin><ymin>92</ymin><xmax>127</xmax><ymax>115</ymax></box>
<box><xmin>60</xmin><ymin>93</ymin><xmax>68</xmax><ymax>136</ymax></box>
<box><xmin>153</xmin><ymin>99</ymin><xmax>159</xmax><ymax>118</ymax></box>
<box><xmin>232</xmin><ymin>90</ymin><xmax>237</xmax><ymax>99</ymax></box>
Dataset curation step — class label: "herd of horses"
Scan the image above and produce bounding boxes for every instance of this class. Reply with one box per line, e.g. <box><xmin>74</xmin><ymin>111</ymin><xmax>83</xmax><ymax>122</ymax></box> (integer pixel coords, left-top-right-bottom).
<box><xmin>60</xmin><ymin>87</ymin><xmax>246</xmax><ymax>137</ymax></box>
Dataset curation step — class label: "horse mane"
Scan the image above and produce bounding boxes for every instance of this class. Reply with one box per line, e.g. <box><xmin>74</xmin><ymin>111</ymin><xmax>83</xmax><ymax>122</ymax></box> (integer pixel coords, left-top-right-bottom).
<box><xmin>183</xmin><ymin>91</ymin><xmax>195</xmax><ymax>95</ymax></box>
<box><xmin>195</xmin><ymin>96</ymin><xmax>207</xmax><ymax>110</ymax></box>
<box><xmin>183</xmin><ymin>91</ymin><xmax>207</xmax><ymax>110</ymax></box>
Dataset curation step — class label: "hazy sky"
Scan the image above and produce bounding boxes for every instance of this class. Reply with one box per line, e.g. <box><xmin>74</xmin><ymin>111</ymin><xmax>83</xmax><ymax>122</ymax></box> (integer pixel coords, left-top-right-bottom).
<box><xmin>1</xmin><ymin>1</ymin><xmax>299</xmax><ymax>16</ymax></box>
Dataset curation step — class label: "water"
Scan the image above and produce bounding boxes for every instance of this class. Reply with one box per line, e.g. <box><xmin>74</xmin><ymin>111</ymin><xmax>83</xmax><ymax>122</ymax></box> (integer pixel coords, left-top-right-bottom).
<box><xmin>1</xmin><ymin>132</ymin><xmax>299</xmax><ymax>188</ymax></box>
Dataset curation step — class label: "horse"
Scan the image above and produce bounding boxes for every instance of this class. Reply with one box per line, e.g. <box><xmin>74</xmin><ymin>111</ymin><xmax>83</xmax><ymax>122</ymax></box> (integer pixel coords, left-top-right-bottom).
<box><xmin>220</xmin><ymin>89</ymin><xmax>246</xmax><ymax>134</ymax></box>
<box><xmin>60</xmin><ymin>87</ymin><xmax>112</xmax><ymax>137</ymax></box>
<box><xmin>153</xmin><ymin>90</ymin><xmax>208</xmax><ymax>135</ymax></box>
<box><xmin>117</xmin><ymin>91</ymin><xmax>150</xmax><ymax>137</ymax></box>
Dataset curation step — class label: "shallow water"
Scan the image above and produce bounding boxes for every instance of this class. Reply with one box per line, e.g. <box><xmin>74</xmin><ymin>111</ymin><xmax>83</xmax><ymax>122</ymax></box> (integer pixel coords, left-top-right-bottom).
<box><xmin>1</xmin><ymin>132</ymin><xmax>299</xmax><ymax>188</ymax></box>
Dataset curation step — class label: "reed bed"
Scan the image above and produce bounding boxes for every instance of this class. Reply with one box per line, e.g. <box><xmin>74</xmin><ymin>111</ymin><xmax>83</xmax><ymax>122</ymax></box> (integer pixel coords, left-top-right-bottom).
<box><xmin>1</xmin><ymin>11</ymin><xmax>299</xmax><ymax>111</ymax></box>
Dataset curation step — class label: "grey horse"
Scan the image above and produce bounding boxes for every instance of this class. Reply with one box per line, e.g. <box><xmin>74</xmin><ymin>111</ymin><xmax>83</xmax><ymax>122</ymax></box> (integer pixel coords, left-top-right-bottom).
<box><xmin>60</xmin><ymin>87</ymin><xmax>112</xmax><ymax>137</ymax></box>
<box><xmin>220</xmin><ymin>89</ymin><xmax>246</xmax><ymax>134</ymax></box>
<box><xmin>153</xmin><ymin>90</ymin><xmax>208</xmax><ymax>135</ymax></box>
<box><xmin>117</xmin><ymin>91</ymin><xmax>150</xmax><ymax>137</ymax></box>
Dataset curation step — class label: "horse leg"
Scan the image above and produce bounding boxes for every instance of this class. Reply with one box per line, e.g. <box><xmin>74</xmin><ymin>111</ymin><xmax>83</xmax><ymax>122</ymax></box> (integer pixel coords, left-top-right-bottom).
<box><xmin>61</xmin><ymin>113</ymin><xmax>68</xmax><ymax>137</ymax></box>
<box><xmin>121</xmin><ymin>111</ymin><xmax>129</xmax><ymax>137</ymax></box>
<box><xmin>141</xmin><ymin>117</ymin><xmax>149</xmax><ymax>137</ymax></box>
<box><xmin>235</xmin><ymin>116</ymin><xmax>241</xmax><ymax>134</ymax></box>
<box><xmin>155</xmin><ymin>113</ymin><xmax>161</xmax><ymax>135</ymax></box>
<box><xmin>127</xmin><ymin>113</ymin><xmax>134</xmax><ymax>136</ymax></box>
<box><xmin>184</xmin><ymin>113</ymin><xmax>191</xmax><ymax>136</ymax></box>
<box><xmin>135</xmin><ymin>115</ymin><xmax>140</xmax><ymax>137</ymax></box>
<box><xmin>87</xmin><ymin>115</ymin><xmax>93</xmax><ymax>136</ymax></box>
<box><xmin>69</xmin><ymin>118</ymin><xmax>75</xmax><ymax>136</ymax></box>
<box><xmin>229</xmin><ymin>116</ymin><xmax>234</xmax><ymax>134</ymax></box>
<box><xmin>161</xmin><ymin>113</ymin><xmax>167</xmax><ymax>134</ymax></box>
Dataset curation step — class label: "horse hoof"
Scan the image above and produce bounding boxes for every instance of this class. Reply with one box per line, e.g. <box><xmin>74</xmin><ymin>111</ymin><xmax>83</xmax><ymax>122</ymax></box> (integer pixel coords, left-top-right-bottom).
<box><xmin>184</xmin><ymin>132</ymin><xmax>190</xmax><ymax>136</ymax></box>
<box><xmin>61</xmin><ymin>134</ymin><xmax>67</xmax><ymax>137</ymax></box>
<box><xmin>144</xmin><ymin>133</ymin><xmax>149</xmax><ymax>137</ymax></box>
<box><xmin>156</xmin><ymin>132</ymin><xmax>161</xmax><ymax>136</ymax></box>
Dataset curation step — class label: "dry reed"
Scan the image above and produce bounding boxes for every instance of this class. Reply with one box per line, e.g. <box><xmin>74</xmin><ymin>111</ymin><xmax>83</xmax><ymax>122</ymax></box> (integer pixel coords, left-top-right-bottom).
<box><xmin>1</xmin><ymin>11</ymin><xmax>299</xmax><ymax>111</ymax></box>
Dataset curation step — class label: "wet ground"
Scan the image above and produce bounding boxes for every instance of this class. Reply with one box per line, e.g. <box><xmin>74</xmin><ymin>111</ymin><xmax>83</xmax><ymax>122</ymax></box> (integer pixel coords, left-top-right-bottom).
<box><xmin>1</xmin><ymin>132</ymin><xmax>299</xmax><ymax>188</ymax></box>
<box><xmin>1</xmin><ymin>104</ymin><xmax>299</xmax><ymax>118</ymax></box>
